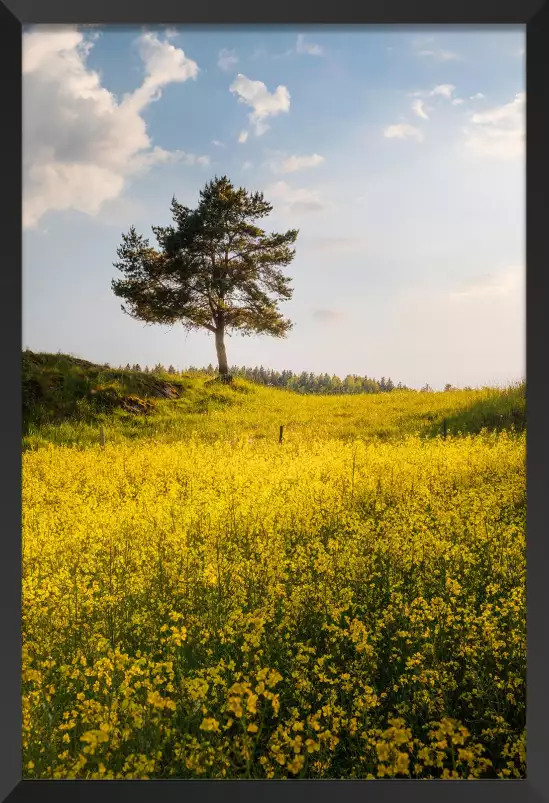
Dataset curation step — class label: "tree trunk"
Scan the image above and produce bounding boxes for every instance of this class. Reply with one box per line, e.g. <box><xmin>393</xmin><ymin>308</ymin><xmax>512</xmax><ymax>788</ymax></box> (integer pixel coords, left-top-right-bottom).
<box><xmin>215</xmin><ymin>326</ymin><xmax>229</xmax><ymax>376</ymax></box>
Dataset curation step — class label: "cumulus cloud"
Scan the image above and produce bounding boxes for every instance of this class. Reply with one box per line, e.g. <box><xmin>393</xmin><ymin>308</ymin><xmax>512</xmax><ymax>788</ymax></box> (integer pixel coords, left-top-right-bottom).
<box><xmin>23</xmin><ymin>26</ymin><xmax>205</xmax><ymax>229</ymax></box>
<box><xmin>450</xmin><ymin>265</ymin><xmax>524</xmax><ymax>299</ymax></box>
<box><xmin>296</xmin><ymin>34</ymin><xmax>323</xmax><ymax>56</ymax></box>
<box><xmin>411</xmin><ymin>99</ymin><xmax>429</xmax><ymax>120</ymax></box>
<box><xmin>217</xmin><ymin>48</ymin><xmax>238</xmax><ymax>71</ymax></box>
<box><xmin>463</xmin><ymin>92</ymin><xmax>525</xmax><ymax>159</ymax></box>
<box><xmin>238</xmin><ymin>130</ymin><xmax>249</xmax><ymax>144</ymax></box>
<box><xmin>383</xmin><ymin>124</ymin><xmax>424</xmax><ymax>142</ymax></box>
<box><xmin>266</xmin><ymin>151</ymin><xmax>325</xmax><ymax>174</ymax></box>
<box><xmin>267</xmin><ymin>181</ymin><xmax>326</xmax><ymax>214</ymax></box>
<box><xmin>229</xmin><ymin>73</ymin><xmax>290</xmax><ymax>136</ymax></box>
<box><xmin>126</xmin><ymin>31</ymin><xmax>199</xmax><ymax>112</ymax></box>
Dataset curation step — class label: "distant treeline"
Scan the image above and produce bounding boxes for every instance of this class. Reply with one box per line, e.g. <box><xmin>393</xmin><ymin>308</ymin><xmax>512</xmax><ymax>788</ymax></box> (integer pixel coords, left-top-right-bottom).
<box><xmin>117</xmin><ymin>362</ymin><xmax>432</xmax><ymax>394</ymax></box>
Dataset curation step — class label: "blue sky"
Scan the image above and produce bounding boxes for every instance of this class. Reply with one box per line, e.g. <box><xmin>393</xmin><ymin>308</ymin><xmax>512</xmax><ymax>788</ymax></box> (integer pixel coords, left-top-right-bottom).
<box><xmin>23</xmin><ymin>25</ymin><xmax>525</xmax><ymax>389</ymax></box>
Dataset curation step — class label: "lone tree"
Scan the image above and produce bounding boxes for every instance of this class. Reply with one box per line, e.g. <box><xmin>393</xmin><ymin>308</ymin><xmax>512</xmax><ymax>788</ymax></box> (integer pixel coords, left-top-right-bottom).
<box><xmin>112</xmin><ymin>176</ymin><xmax>298</xmax><ymax>378</ymax></box>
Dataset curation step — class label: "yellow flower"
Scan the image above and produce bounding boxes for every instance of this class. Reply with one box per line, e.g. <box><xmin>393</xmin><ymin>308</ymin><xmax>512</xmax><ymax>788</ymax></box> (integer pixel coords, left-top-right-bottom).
<box><xmin>395</xmin><ymin>752</ymin><xmax>410</xmax><ymax>775</ymax></box>
<box><xmin>287</xmin><ymin>755</ymin><xmax>305</xmax><ymax>775</ymax></box>
<box><xmin>200</xmin><ymin>718</ymin><xmax>220</xmax><ymax>733</ymax></box>
<box><xmin>21</xmin><ymin>391</ymin><xmax>525</xmax><ymax>780</ymax></box>
<box><xmin>376</xmin><ymin>742</ymin><xmax>390</xmax><ymax>762</ymax></box>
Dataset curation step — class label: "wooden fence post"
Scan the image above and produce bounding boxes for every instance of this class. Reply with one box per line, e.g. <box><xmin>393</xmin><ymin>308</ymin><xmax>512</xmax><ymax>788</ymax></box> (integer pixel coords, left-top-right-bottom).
<box><xmin>279</xmin><ymin>425</ymin><xmax>284</xmax><ymax>444</ymax></box>
<box><xmin>443</xmin><ymin>419</ymin><xmax>447</xmax><ymax>439</ymax></box>
<box><xmin>100</xmin><ymin>426</ymin><xmax>106</xmax><ymax>448</ymax></box>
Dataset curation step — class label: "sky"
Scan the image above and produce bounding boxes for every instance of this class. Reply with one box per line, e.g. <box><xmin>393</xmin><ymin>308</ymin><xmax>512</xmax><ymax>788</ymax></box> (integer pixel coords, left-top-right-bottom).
<box><xmin>22</xmin><ymin>25</ymin><xmax>525</xmax><ymax>390</ymax></box>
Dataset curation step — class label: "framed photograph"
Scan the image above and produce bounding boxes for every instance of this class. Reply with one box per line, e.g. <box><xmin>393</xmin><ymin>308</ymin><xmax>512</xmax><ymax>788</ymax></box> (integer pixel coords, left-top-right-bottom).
<box><xmin>2</xmin><ymin>1</ymin><xmax>547</xmax><ymax>801</ymax></box>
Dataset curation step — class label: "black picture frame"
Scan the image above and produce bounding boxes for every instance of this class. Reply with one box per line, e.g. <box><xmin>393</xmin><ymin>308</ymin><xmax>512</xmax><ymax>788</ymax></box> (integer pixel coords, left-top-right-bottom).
<box><xmin>3</xmin><ymin>3</ymin><xmax>546</xmax><ymax>801</ymax></box>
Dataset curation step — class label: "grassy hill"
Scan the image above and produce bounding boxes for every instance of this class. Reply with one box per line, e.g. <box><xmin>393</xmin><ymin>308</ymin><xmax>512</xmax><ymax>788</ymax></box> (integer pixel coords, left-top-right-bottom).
<box><xmin>23</xmin><ymin>350</ymin><xmax>525</xmax><ymax>450</ymax></box>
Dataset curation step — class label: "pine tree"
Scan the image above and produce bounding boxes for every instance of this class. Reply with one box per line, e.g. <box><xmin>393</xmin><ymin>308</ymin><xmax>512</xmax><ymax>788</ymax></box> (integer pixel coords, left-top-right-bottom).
<box><xmin>112</xmin><ymin>176</ymin><xmax>298</xmax><ymax>379</ymax></box>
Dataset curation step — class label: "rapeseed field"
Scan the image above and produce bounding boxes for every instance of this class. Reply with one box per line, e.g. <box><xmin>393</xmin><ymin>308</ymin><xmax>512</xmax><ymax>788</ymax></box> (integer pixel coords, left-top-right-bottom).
<box><xmin>22</xmin><ymin>376</ymin><xmax>526</xmax><ymax>779</ymax></box>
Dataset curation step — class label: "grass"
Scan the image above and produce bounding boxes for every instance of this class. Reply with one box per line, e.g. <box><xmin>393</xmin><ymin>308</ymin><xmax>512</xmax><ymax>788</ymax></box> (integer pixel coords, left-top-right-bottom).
<box><xmin>22</xmin><ymin>351</ymin><xmax>526</xmax><ymax>779</ymax></box>
<box><xmin>22</xmin><ymin>351</ymin><xmax>525</xmax><ymax>451</ymax></box>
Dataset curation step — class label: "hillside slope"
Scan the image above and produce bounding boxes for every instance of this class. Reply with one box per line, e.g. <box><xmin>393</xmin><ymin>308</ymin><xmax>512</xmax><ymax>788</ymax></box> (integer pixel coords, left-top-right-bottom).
<box><xmin>22</xmin><ymin>351</ymin><xmax>525</xmax><ymax>450</ymax></box>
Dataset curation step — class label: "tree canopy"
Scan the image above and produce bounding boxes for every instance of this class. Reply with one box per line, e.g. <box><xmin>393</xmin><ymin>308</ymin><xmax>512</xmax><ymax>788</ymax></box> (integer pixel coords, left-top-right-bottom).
<box><xmin>112</xmin><ymin>176</ymin><xmax>298</xmax><ymax>376</ymax></box>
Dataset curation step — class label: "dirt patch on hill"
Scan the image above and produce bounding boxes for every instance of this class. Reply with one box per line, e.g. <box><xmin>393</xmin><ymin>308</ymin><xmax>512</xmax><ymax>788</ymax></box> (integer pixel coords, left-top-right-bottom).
<box><xmin>148</xmin><ymin>382</ymin><xmax>182</xmax><ymax>400</ymax></box>
<box><xmin>90</xmin><ymin>380</ymin><xmax>186</xmax><ymax>414</ymax></box>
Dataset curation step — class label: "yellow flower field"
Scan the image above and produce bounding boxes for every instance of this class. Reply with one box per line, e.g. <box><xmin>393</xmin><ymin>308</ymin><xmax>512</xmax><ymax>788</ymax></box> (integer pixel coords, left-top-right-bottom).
<box><xmin>22</xmin><ymin>426</ymin><xmax>526</xmax><ymax>779</ymax></box>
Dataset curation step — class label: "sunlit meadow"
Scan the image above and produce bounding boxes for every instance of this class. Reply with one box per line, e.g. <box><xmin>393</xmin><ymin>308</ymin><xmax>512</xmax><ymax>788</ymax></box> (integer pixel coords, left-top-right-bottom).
<box><xmin>21</xmin><ymin>21</ymin><xmax>526</xmax><ymax>782</ymax></box>
<box><xmin>22</xmin><ymin>375</ymin><xmax>526</xmax><ymax>779</ymax></box>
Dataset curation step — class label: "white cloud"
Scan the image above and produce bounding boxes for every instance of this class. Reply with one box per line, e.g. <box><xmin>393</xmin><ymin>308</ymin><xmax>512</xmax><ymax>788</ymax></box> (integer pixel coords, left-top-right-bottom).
<box><xmin>23</xmin><ymin>27</ymin><xmax>204</xmax><ymax>229</ymax></box>
<box><xmin>470</xmin><ymin>94</ymin><xmax>524</xmax><ymax>126</ymax></box>
<box><xmin>383</xmin><ymin>124</ymin><xmax>424</xmax><ymax>142</ymax></box>
<box><xmin>450</xmin><ymin>265</ymin><xmax>524</xmax><ymax>299</ymax></box>
<box><xmin>463</xmin><ymin>92</ymin><xmax>525</xmax><ymax>159</ymax></box>
<box><xmin>267</xmin><ymin>181</ymin><xmax>326</xmax><ymax>214</ymax></box>
<box><xmin>409</xmin><ymin>84</ymin><xmax>456</xmax><ymax>103</ymax></box>
<box><xmin>229</xmin><ymin>73</ymin><xmax>290</xmax><ymax>136</ymax></box>
<box><xmin>296</xmin><ymin>34</ymin><xmax>323</xmax><ymax>56</ymax></box>
<box><xmin>242</xmin><ymin>161</ymin><xmax>253</xmax><ymax>170</ymax></box>
<box><xmin>267</xmin><ymin>151</ymin><xmax>325</xmax><ymax>174</ymax></box>
<box><xmin>238</xmin><ymin>130</ymin><xmax>249</xmax><ymax>144</ymax></box>
<box><xmin>470</xmin><ymin>93</ymin><xmax>485</xmax><ymax>100</ymax></box>
<box><xmin>132</xmin><ymin>146</ymin><xmax>209</xmax><ymax>171</ymax></box>
<box><xmin>126</xmin><ymin>31</ymin><xmax>199</xmax><ymax>112</ymax></box>
<box><xmin>430</xmin><ymin>84</ymin><xmax>455</xmax><ymax>100</ymax></box>
<box><xmin>452</xmin><ymin>98</ymin><xmax>465</xmax><ymax>106</ymax></box>
<box><xmin>282</xmin><ymin>153</ymin><xmax>325</xmax><ymax>172</ymax></box>
<box><xmin>412</xmin><ymin>99</ymin><xmax>429</xmax><ymax>120</ymax></box>
<box><xmin>212</xmin><ymin>139</ymin><xmax>225</xmax><ymax>147</ymax></box>
<box><xmin>81</xmin><ymin>25</ymin><xmax>102</xmax><ymax>42</ymax></box>
<box><xmin>217</xmin><ymin>48</ymin><xmax>238</xmax><ymax>71</ymax></box>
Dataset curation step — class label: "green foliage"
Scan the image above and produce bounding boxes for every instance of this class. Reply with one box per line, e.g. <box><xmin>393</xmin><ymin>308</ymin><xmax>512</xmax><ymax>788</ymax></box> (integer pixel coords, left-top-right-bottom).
<box><xmin>188</xmin><ymin>364</ymin><xmax>404</xmax><ymax>395</ymax></box>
